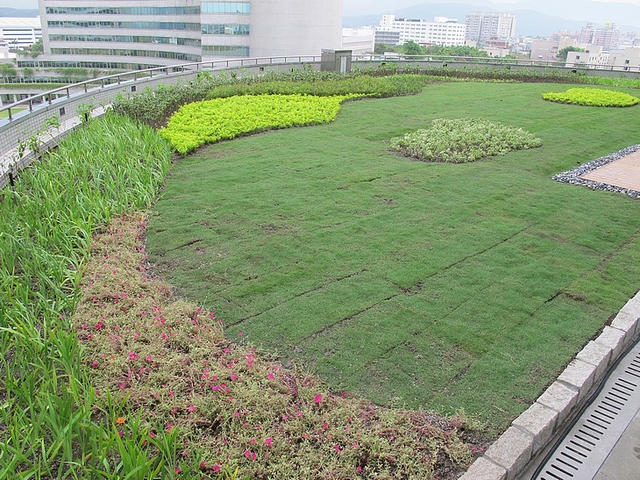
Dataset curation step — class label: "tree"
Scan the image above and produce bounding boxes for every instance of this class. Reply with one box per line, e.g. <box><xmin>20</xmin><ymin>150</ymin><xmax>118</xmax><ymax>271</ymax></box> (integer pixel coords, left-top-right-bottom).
<box><xmin>402</xmin><ymin>40</ymin><xmax>426</xmax><ymax>56</ymax></box>
<box><xmin>0</xmin><ymin>62</ymin><xmax>17</xmax><ymax>80</ymax></box>
<box><xmin>374</xmin><ymin>43</ymin><xmax>400</xmax><ymax>54</ymax></box>
<box><xmin>557</xmin><ymin>46</ymin><xmax>584</xmax><ymax>62</ymax></box>
<box><xmin>423</xmin><ymin>45</ymin><xmax>488</xmax><ymax>57</ymax></box>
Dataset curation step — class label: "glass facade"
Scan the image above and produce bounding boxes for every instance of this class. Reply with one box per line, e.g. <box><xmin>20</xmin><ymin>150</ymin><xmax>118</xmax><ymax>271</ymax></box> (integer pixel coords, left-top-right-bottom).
<box><xmin>201</xmin><ymin>24</ymin><xmax>249</xmax><ymax>35</ymax></box>
<box><xmin>202</xmin><ymin>45</ymin><xmax>249</xmax><ymax>56</ymax></box>
<box><xmin>46</xmin><ymin>6</ymin><xmax>200</xmax><ymax>15</ymax></box>
<box><xmin>48</xmin><ymin>21</ymin><xmax>201</xmax><ymax>31</ymax></box>
<box><xmin>201</xmin><ymin>2</ymin><xmax>250</xmax><ymax>14</ymax></box>
<box><xmin>49</xmin><ymin>34</ymin><xmax>201</xmax><ymax>46</ymax></box>
<box><xmin>50</xmin><ymin>48</ymin><xmax>201</xmax><ymax>62</ymax></box>
<box><xmin>19</xmin><ymin>60</ymin><xmax>160</xmax><ymax>69</ymax></box>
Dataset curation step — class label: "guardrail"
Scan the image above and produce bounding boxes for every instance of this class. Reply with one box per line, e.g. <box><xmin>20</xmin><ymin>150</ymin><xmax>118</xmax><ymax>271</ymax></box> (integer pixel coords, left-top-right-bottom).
<box><xmin>2</xmin><ymin>54</ymin><xmax>638</xmax><ymax>189</ymax></box>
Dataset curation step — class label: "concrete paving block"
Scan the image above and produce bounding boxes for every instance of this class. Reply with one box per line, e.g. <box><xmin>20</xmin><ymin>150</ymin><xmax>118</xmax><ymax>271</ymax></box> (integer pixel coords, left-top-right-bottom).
<box><xmin>611</xmin><ymin>311</ymin><xmax>639</xmax><ymax>346</ymax></box>
<box><xmin>458</xmin><ymin>456</ymin><xmax>507</xmax><ymax>480</ymax></box>
<box><xmin>593</xmin><ymin>327</ymin><xmax>623</xmax><ymax>365</ymax></box>
<box><xmin>558</xmin><ymin>358</ymin><xmax>596</xmax><ymax>402</ymax></box>
<box><xmin>484</xmin><ymin>426</ymin><xmax>533</xmax><ymax>480</ymax></box>
<box><xmin>619</xmin><ymin>291</ymin><xmax>640</xmax><ymax>319</ymax></box>
<box><xmin>512</xmin><ymin>402</ymin><xmax>559</xmax><ymax>455</ymax></box>
<box><xmin>537</xmin><ymin>381</ymin><xmax>579</xmax><ymax>424</ymax></box>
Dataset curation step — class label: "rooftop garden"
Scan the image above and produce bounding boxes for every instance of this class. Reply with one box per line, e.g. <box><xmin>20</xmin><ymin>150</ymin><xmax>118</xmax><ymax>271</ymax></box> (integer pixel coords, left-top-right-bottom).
<box><xmin>1</xmin><ymin>66</ymin><xmax>639</xmax><ymax>478</ymax></box>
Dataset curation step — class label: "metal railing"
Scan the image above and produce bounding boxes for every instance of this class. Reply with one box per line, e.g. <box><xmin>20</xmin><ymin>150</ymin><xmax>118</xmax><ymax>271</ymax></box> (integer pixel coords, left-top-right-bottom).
<box><xmin>0</xmin><ymin>55</ymin><xmax>322</xmax><ymax>121</ymax></box>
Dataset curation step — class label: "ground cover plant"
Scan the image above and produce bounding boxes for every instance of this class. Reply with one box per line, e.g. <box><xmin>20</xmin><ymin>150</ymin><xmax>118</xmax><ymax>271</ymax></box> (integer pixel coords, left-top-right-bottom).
<box><xmin>389</xmin><ymin>118</ymin><xmax>542</xmax><ymax>163</ymax></box>
<box><xmin>542</xmin><ymin>87</ymin><xmax>640</xmax><ymax>107</ymax></box>
<box><xmin>75</xmin><ymin>213</ymin><xmax>486</xmax><ymax>479</ymax></box>
<box><xmin>159</xmin><ymin>94</ymin><xmax>360</xmax><ymax>154</ymax></box>
<box><xmin>147</xmin><ymin>81</ymin><xmax>640</xmax><ymax>433</ymax></box>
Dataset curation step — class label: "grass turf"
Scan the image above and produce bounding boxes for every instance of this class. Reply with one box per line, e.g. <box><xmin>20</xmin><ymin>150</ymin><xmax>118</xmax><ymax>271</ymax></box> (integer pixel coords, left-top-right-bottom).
<box><xmin>147</xmin><ymin>81</ymin><xmax>640</xmax><ymax>432</ymax></box>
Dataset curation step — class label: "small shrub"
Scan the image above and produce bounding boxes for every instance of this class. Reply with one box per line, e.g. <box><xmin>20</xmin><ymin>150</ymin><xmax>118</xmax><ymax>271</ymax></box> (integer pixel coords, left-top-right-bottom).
<box><xmin>390</xmin><ymin>118</ymin><xmax>542</xmax><ymax>163</ymax></box>
<box><xmin>542</xmin><ymin>87</ymin><xmax>640</xmax><ymax>107</ymax></box>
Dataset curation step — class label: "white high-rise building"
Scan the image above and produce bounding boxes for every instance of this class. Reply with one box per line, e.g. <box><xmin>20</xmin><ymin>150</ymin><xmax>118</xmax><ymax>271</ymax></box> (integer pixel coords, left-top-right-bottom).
<box><xmin>465</xmin><ymin>12</ymin><xmax>516</xmax><ymax>45</ymax></box>
<box><xmin>377</xmin><ymin>14</ymin><xmax>466</xmax><ymax>47</ymax></box>
<box><xmin>0</xmin><ymin>18</ymin><xmax>42</xmax><ymax>49</ymax></box>
<box><xmin>21</xmin><ymin>0</ymin><xmax>342</xmax><ymax>69</ymax></box>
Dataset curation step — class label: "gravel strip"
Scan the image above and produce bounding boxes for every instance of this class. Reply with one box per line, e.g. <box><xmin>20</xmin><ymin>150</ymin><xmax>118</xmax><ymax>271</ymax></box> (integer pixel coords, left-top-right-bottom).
<box><xmin>552</xmin><ymin>144</ymin><xmax>640</xmax><ymax>199</ymax></box>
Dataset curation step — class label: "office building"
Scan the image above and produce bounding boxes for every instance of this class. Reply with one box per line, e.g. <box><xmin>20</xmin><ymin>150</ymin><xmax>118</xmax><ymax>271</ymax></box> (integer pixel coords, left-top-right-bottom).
<box><xmin>377</xmin><ymin>15</ymin><xmax>466</xmax><ymax>47</ymax></box>
<box><xmin>465</xmin><ymin>12</ymin><xmax>516</xmax><ymax>45</ymax></box>
<box><xmin>20</xmin><ymin>0</ymin><xmax>342</xmax><ymax>69</ymax></box>
<box><xmin>0</xmin><ymin>17</ymin><xmax>42</xmax><ymax>49</ymax></box>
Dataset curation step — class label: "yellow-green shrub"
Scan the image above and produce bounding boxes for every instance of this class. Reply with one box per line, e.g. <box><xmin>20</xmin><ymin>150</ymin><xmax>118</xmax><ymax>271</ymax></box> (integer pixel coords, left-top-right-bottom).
<box><xmin>542</xmin><ymin>87</ymin><xmax>639</xmax><ymax>107</ymax></box>
<box><xmin>159</xmin><ymin>94</ymin><xmax>359</xmax><ymax>154</ymax></box>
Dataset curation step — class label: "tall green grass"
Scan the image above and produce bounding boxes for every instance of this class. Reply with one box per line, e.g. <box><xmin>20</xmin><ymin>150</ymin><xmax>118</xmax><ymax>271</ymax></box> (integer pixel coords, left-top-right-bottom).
<box><xmin>0</xmin><ymin>113</ymin><xmax>175</xmax><ymax>477</ymax></box>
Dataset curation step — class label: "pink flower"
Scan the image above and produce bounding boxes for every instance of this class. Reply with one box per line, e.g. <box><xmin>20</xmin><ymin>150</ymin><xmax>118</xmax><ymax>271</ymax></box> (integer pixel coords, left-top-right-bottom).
<box><xmin>265</xmin><ymin>437</ymin><xmax>273</xmax><ymax>448</ymax></box>
<box><xmin>267</xmin><ymin>372</ymin><xmax>275</xmax><ymax>380</ymax></box>
<box><xmin>128</xmin><ymin>352</ymin><xmax>138</xmax><ymax>360</ymax></box>
<box><xmin>230</xmin><ymin>374</ymin><xmax>238</xmax><ymax>381</ymax></box>
<box><xmin>145</xmin><ymin>356</ymin><xmax>152</xmax><ymax>362</ymax></box>
<box><xmin>244</xmin><ymin>449</ymin><xmax>257</xmax><ymax>461</ymax></box>
<box><xmin>213</xmin><ymin>462</ymin><xmax>221</xmax><ymax>473</ymax></box>
<box><xmin>166</xmin><ymin>423</ymin><xmax>173</xmax><ymax>433</ymax></box>
<box><xmin>249</xmin><ymin>438</ymin><xmax>256</xmax><ymax>445</ymax></box>
<box><xmin>238</xmin><ymin>331</ymin><xmax>244</xmax><ymax>337</ymax></box>
<box><xmin>334</xmin><ymin>444</ymin><xmax>342</xmax><ymax>454</ymax></box>
<box><xmin>357</xmin><ymin>466</ymin><xmax>363</xmax><ymax>473</ymax></box>
<box><xmin>91</xmin><ymin>361</ymin><xmax>99</xmax><ymax>368</ymax></box>
<box><xmin>314</xmin><ymin>394</ymin><xmax>322</xmax><ymax>403</ymax></box>
<box><xmin>174</xmin><ymin>466</ymin><xmax>181</xmax><ymax>473</ymax></box>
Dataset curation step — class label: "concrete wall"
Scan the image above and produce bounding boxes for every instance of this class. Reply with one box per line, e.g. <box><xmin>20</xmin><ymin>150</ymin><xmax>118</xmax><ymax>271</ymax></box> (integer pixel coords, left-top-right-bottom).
<box><xmin>249</xmin><ymin>0</ymin><xmax>343</xmax><ymax>57</ymax></box>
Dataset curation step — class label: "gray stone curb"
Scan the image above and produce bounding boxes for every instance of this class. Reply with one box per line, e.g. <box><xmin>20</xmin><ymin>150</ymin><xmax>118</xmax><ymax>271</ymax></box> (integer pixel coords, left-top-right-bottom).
<box><xmin>459</xmin><ymin>290</ymin><xmax>640</xmax><ymax>480</ymax></box>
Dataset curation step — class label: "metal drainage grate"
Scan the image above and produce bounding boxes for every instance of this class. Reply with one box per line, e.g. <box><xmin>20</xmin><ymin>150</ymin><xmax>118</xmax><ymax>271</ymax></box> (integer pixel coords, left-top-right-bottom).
<box><xmin>534</xmin><ymin>342</ymin><xmax>640</xmax><ymax>480</ymax></box>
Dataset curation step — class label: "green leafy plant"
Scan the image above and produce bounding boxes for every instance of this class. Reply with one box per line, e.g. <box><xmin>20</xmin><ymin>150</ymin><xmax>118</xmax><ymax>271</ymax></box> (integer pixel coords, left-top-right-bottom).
<box><xmin>159</xmin><ymin>94</ymin><xmax>360</xmax><ymax>154</ymax></box>
<box><xmin>542</xmin><ymin>87</ymin><xmax>640</xmax><ymax>107</ymax></box>
<box><xmin>390</xmin><ymin>118</ymin><xmax>542</xmax><ymax>163</ymax></box>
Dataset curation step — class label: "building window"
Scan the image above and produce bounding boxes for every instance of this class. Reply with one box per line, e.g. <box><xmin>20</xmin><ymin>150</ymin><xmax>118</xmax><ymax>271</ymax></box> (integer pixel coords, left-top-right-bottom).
<box><xmin>49</xmin><ymin>34</ymin><xmax>201</xmax><ymax>47</ymax></box>
<box><xmin>201</xmin><ymin>2</ymin><xmax>250</xmax><ymax>14</ymax></box>
<box><xmin>201</xmin><ymin>24</ymin><xmax>249</xmax><ymax>35</ymax></box>
<box><xmin>202</xmin><ymin>45</ymin><xmax>249</xmax><ymax>56</ymax></box>
<box><xmin>48</xmin><ymin>21</ymin><xmax>201</xmax><ymax>31</ymax></box>
<box><xmin>50</xmin><ymin>47</ymin><xmax>201</xmax><ymax>62</ymax></box>
<box><xmin>46</xmin><ymin>6</ymin><xmax>200</xmax><ymax>15</ymax></box>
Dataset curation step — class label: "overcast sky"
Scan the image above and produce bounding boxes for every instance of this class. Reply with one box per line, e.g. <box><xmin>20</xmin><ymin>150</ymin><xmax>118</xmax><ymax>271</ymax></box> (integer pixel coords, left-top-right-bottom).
<box><xmin>2</xmin><ymin>0</ymin><xmax>640</xmax><ymax>14</ymax></box>
<box><xmin>342</xmin><ymin>0</ymin><xmax>640</xmax><ymax>15</ymax></box>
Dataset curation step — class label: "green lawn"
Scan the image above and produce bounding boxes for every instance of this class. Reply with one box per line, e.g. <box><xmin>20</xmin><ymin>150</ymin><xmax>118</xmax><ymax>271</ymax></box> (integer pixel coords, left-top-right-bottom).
<box><xmin>146</xmin><ymin>82</ymin><xmax>640</xmax><ymax>432</ymax></box>
<box><xmin>0</xmin><ymin>106</ymin><xmax>24</xmax><ymax>118</ymax></box>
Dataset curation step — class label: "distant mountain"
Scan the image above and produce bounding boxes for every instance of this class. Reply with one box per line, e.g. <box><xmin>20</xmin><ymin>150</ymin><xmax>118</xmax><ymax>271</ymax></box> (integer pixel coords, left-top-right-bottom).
<box><xmin>0</xmin><ymin>7</ymin><xmax>39</xmax><ymax>17</ymax></box>
<box><xmin>344</xmin><ymin>1</ymin><xmax>640</xmax><ymax>36</ymax></box>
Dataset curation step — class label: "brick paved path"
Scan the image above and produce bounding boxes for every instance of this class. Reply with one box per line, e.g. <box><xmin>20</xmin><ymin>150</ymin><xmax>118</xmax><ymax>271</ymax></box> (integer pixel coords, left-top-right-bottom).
<box><xmin>581</xmin><ymin>150</ymin><xmax>640</xmax><ymax>192</ymax></box>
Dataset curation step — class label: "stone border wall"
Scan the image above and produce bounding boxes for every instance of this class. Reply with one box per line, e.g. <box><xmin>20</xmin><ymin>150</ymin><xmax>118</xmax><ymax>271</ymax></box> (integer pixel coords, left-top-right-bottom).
<box><xmin>460</xmin><ymin>291</ymin><xmax>640</xmax><ymax>480</ymax></box>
